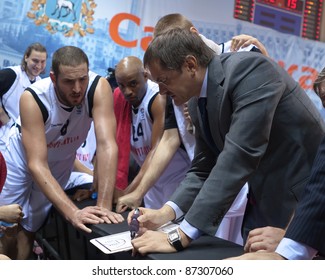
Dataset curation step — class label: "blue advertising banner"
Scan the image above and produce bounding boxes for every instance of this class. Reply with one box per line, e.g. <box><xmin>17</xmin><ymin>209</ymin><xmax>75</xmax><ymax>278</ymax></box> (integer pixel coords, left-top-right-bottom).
<box><xmin>0</xmin><ymin>0</ymin><xmax>324</xmax><ymax>111</ymax></box>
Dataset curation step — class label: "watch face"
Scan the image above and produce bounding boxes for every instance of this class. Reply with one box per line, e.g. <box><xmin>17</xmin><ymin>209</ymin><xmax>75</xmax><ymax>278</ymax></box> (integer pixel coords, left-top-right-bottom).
<box><xmin>168</xmin><ymin>230</ymin><xmax>179</xmax><ymax>242</ymax></box>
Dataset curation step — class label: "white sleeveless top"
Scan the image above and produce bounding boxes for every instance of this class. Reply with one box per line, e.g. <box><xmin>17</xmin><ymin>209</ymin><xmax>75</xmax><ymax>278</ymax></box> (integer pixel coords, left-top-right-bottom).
<box><xmin>75</xmin><ymin>121</ymin><xmax>96</xmax><ymax>170</ymax></box>
<box><xmin>130</xmin><ymin>79</ymin><xmax>159</xmax><ymax>166</ymax></box>
<box><xmin>0</xmin><ymin>72</ymin><xmax>101</xmax><ymax>232</ymax></box>
<box><xmin>10</xmin><ymin>71</ymin><xmax>99</xmax><ymax>184</ymax></box>
<box><xmin>0</xmin><ymin>66</ymin><xmax>42</xmax><ymax>152</ymax></box>
<box><xmin>1</xmin><ymin>65</ymin><xmax>42</xmax><ymax>121</ymax></box>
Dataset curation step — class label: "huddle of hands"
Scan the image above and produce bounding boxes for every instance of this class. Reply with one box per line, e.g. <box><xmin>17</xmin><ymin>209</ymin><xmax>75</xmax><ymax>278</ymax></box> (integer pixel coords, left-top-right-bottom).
<box><xmin>0</xmin><ymin>202</ymin><xmax>286</xmax><ymax>260</ymax></box>
<box><xmin>72</xmin><ymin>189</ymin><xmax>286</xmax><ymax>259</ymax></box>
<box><xmin>126</xmin><ymin>207</ymin><xmax>286</xmax><ymax>259</ymax></box>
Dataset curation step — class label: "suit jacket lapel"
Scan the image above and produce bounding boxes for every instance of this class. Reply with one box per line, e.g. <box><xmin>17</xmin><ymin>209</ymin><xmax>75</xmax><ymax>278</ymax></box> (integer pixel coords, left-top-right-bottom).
<box><xmin>206</xmin><ymin>56</ymin><xmax>225</xmax><ymax>151</ymax></box>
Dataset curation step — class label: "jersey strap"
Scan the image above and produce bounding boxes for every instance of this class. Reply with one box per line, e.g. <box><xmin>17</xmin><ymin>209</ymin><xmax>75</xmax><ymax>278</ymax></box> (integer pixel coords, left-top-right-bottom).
<box><xmin>87</xmin><ymin>75</ymin><xmax>101</xmax><ymax>118</ymax></box>
<box><xmin>27</xmin><ymin>88</ymin><xmax>49</xmax><ymax>123</ymax></box>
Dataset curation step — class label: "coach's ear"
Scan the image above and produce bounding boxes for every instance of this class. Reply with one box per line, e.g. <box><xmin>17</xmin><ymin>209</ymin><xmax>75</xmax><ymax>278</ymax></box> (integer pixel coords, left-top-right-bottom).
<box><xmin>144</xmin><ymin>68</ymin><xmax>151</xmax><ymax>80</ymax></box>
<box><xmin>190</xmin><ymin>26</ymin><xmax>199</xmax><ymax>34</ymax></box>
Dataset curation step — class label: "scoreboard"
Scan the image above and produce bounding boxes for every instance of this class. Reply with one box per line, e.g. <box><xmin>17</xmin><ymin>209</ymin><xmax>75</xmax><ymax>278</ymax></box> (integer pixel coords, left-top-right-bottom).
<box><xmin>234</xmin><ymin>0</ymin><xmax>323</xmax><ymax>40</ymax></box>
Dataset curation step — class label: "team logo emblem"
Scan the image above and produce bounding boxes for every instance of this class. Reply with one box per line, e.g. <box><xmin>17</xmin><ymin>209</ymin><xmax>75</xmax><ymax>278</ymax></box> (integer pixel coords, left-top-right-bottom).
<box><xmin>27</xmin><ymin>0</ymin><xmax>96</xmax><ymax>37</ymax></box>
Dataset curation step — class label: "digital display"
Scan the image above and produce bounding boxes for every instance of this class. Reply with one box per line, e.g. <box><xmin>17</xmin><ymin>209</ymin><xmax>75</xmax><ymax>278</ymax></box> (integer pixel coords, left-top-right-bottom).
<box><xmin>234</xmin><ymin>0</ymin><xmax>323</xmax><ymax>41</ymax></box>
<box><xmin>256</xmin><ymin>0</ymin><xmax>304</xmax><ymax>13</ymax></box>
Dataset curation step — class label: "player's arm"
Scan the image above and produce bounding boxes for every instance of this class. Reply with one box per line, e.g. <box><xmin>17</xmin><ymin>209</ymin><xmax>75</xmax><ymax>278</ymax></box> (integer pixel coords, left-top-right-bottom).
<box><xmin>73</xmin><ymin>158</ymin><xmax>93</xmax><ymax>176</ymax></box>
<box><xmin>116</xmin><ymin>128</ymin><xmax>181</xmax><ymax>212</ymax></box>
<box><xmin>91</xmin><ymin>77</ymin><xmax>120</xmax><ymax>213</ymax></box>
<box><xmin>126</xmin><ymin>93</ymin><xmax>166</xmax><ymax>193</ymax></box>
<box><xmin>231</xmin><ymin>34</ymin><xmax>269</xmax><ymax>56</ymax></box>
<box><xmin>138</xmin><ymin>128</ymin><xmax>181</xmax><ymax>196</ymax></box>
<box><xmin>20</xmin><ymin>90</ymin><xmax>79</xmax><ymax>218</ymax></box>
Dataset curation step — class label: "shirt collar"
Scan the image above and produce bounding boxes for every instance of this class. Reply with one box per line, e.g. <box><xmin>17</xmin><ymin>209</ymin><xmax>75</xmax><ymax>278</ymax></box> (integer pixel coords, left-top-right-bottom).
<box><xmin>199</xmin><ymin>69</ymin><xmax>208</xmax><ymax>99</ymax></box>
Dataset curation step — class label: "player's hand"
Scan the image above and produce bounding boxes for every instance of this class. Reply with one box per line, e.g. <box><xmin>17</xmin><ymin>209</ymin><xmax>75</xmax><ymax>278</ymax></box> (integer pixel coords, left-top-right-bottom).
<box><xmin>97</xmin><ymin>207</ymin><xmax>124</xmax><ymax>224</ymax></box>
<box><xmin>230</xmin><ymin>34</ymin><xmax>269</xmax><ymax>56</ymax></box>
<box><xmin>0</xmin><ymin>204</ymin><xmax>24</xmax><ymax>223</ymax></box>
<box><xmin>132</xmin><ymin>230</ymin><xmax>176</xmax><ymax>255</ymax></box>
<box><xmin>71</xmin><ymin>206</ymin><xmax>108</xmax><ymax>233</ymax></box>
<box><xmin>127</xmin><ymin>206</ymin><xmax>174</xmax><ymax>233</ymax></box>
<box><xmin>72</xmin><ymin>189</ymin><xmax>92</xmax><ymax>202</ymax></box>
<box><xmin>115</xmin><ymin>191</ymin><xmax>143</xmax><ymax>213</ymax></box>
<box><xmin>0</xmin><ymin>223</ymin><xmax>18</xmax><ymax>237</ymax></box>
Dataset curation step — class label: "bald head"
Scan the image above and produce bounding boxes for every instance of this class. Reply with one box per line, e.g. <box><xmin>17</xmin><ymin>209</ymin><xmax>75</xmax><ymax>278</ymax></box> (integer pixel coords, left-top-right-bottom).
<box><xmin>115</xmin><ymin>56</ymin><xmax>149</xmax><ymax>107</ymax></box>
<box><xmin>115</xmin><ymin>56</ymin><xmax>144</xmax><ymax>77</ymax></box>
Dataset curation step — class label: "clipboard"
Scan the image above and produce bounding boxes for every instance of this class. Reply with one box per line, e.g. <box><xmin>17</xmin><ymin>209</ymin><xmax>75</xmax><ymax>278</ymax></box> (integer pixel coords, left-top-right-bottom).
<box><xmin>90</xmin><ymin>231</ymin><xmax>133</xmax><ymax>254</ymax></box>
<box><xmin>90</xmin><ymin>222</ymin><xmax>179</xmax><ymax>254</ymax></box>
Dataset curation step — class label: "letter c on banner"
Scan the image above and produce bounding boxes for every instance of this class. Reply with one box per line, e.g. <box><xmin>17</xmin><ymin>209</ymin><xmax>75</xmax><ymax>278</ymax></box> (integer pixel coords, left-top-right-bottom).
<box><xmin>141</xmin><ymin>26</ymin><xmax>154</xmax><ymax>51</ymax></box>
<box><xmin>299</xmin><ymin>66</ymin><xmax>318</xmax><ymax>90</ymax></box>
<box><xmin>109</xmin><ymin>13</ymin><xmax>139</xmax><ymax>48</ymax></box>
<box><xmin>109</xmin><ymin>13</ymin><xmax>154</xmax><ymax>51</ymax></box>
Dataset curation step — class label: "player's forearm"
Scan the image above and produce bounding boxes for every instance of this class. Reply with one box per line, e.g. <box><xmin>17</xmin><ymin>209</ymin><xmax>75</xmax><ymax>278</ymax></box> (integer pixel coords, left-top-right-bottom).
<box><xmin>137</xmin><ymin>146</ymin><xmax>177</xmax><ymax>197</ymax></box>
<box><xmin>0</xmin><ymin>207</ymin><xmax>6</xmax><ymax>220</ymax></box>
<box><xmin>30</xmin><ymin>165</ymin><xmax>79</xmax><ymax>222</ymax></box>
<box><xmin>73</xmin><ymin>159</ymin><xmax>93</xmax><ymax>176</ymax></box>
<box><xmin>95</xmin><ymin>146</ymin><xmax>118</xmax><ymax>210</ymax></box>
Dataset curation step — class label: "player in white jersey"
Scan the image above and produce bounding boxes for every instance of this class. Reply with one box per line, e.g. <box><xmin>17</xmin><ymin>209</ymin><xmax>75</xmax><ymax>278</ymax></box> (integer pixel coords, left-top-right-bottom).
<box><xmin>115</xmin><ymin>56</ymin><xmax>191</xmax><ymax>211</ymax></box>
<box><xmin>0</xmin><ymin>43</ymin><xmax>47</xmax><ymax>248</ymax></box>
<box><xmin>0</xmin><ymin>46</ymin><xmax>123</xmax><ymax>259</ymax></box>
<box><xmin>0</xmin><ymin>43</ymin><xmax>47</xmax><ymax>152</ymax></box>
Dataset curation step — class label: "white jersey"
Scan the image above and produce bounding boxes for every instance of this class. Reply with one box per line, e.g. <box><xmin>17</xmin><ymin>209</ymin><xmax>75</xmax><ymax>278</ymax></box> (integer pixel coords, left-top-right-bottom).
<box><xmin>0</xmin><ymin>66</ymin><xmax>42</xmax><ymax>152</ymax></box>
<box><xmin>0</xmin><ymin>71</ymin><xmax>100</xmax><ymax>232</ymax></box>
<box><xmin>131</xmin><ymin>80</ymin><xmax>191</xmax><ymax>209</ymax></box>
<box><xmin>1</xmin><ymin>65</ymin><xmax>42</xmax><ymax>121</ymax></box>
<box><xmin>65</xmin><ymin>121</ymin><xmax>96</xmax><ymax>190</ymax></box>
<box><xmin>75</xmin><ymin>121</ymin><xmax>96</xmax><ymax>171</ymax></box>
<box><xmin>172</xmin><ymin>102</ymin><xmax>196</xmax><ymax>160</ymax></box>
<box><xmin>130</xmin><ymin>80</ymin><xmax>159</xmax><ymax>166</ymax></box>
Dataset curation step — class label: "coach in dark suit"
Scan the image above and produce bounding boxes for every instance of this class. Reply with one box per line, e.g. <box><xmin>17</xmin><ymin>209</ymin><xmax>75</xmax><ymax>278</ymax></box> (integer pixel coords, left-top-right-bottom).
<box><xmin>130</xmin><ymin>28</ymin><xmax>325</xmax><ymax>255</ymax></box>
<box><xmin>229</xmin><ymin>134</ymin><xmax>325</xmax><ymax>260</ymax></box>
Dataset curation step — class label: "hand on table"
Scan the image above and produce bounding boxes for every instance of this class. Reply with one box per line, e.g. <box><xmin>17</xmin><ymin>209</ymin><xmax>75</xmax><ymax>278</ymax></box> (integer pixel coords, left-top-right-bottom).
<box><xmin>70</xmin><ymin>206</ymin><xmax>123</xmax><ymax>233</ymax></box>
<box><xmin>225</xmin><ymin>251</ymin><xmax>285</xmax><ymax>260</ymax></box>
<box><xmin>131</xmin><ymin>230</ymin><xmax>175</xmax><ymax>255</ymax></box>
<box><xmin>98</xmin><ymin>207</ymin><xmax>124</xmax><ymax>224</ymax></box>
<box><xmin>244</xmin><ymin>226</ymin><xmax>285</xmax><ymax>252</ymax></box>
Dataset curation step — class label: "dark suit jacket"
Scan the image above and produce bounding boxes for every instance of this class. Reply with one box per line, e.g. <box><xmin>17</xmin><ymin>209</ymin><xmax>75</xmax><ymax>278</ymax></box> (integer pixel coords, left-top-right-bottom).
<box><xmin>285</xmin><ymin>135</ymin><xmax>325</xmax><ymax>255</ymax></box>
<box><xmin>170</xmin><ymin>52</ymin><xmax>325</xmax><ymax>241</ymax></box>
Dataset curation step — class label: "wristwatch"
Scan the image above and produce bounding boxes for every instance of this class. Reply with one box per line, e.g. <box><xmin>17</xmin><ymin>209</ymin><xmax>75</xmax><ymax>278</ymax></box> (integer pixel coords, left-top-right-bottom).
<box><xmin>167</xmin><ymin>229</ymin><xmax>184</xmax><ymax>251</ymax></box>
